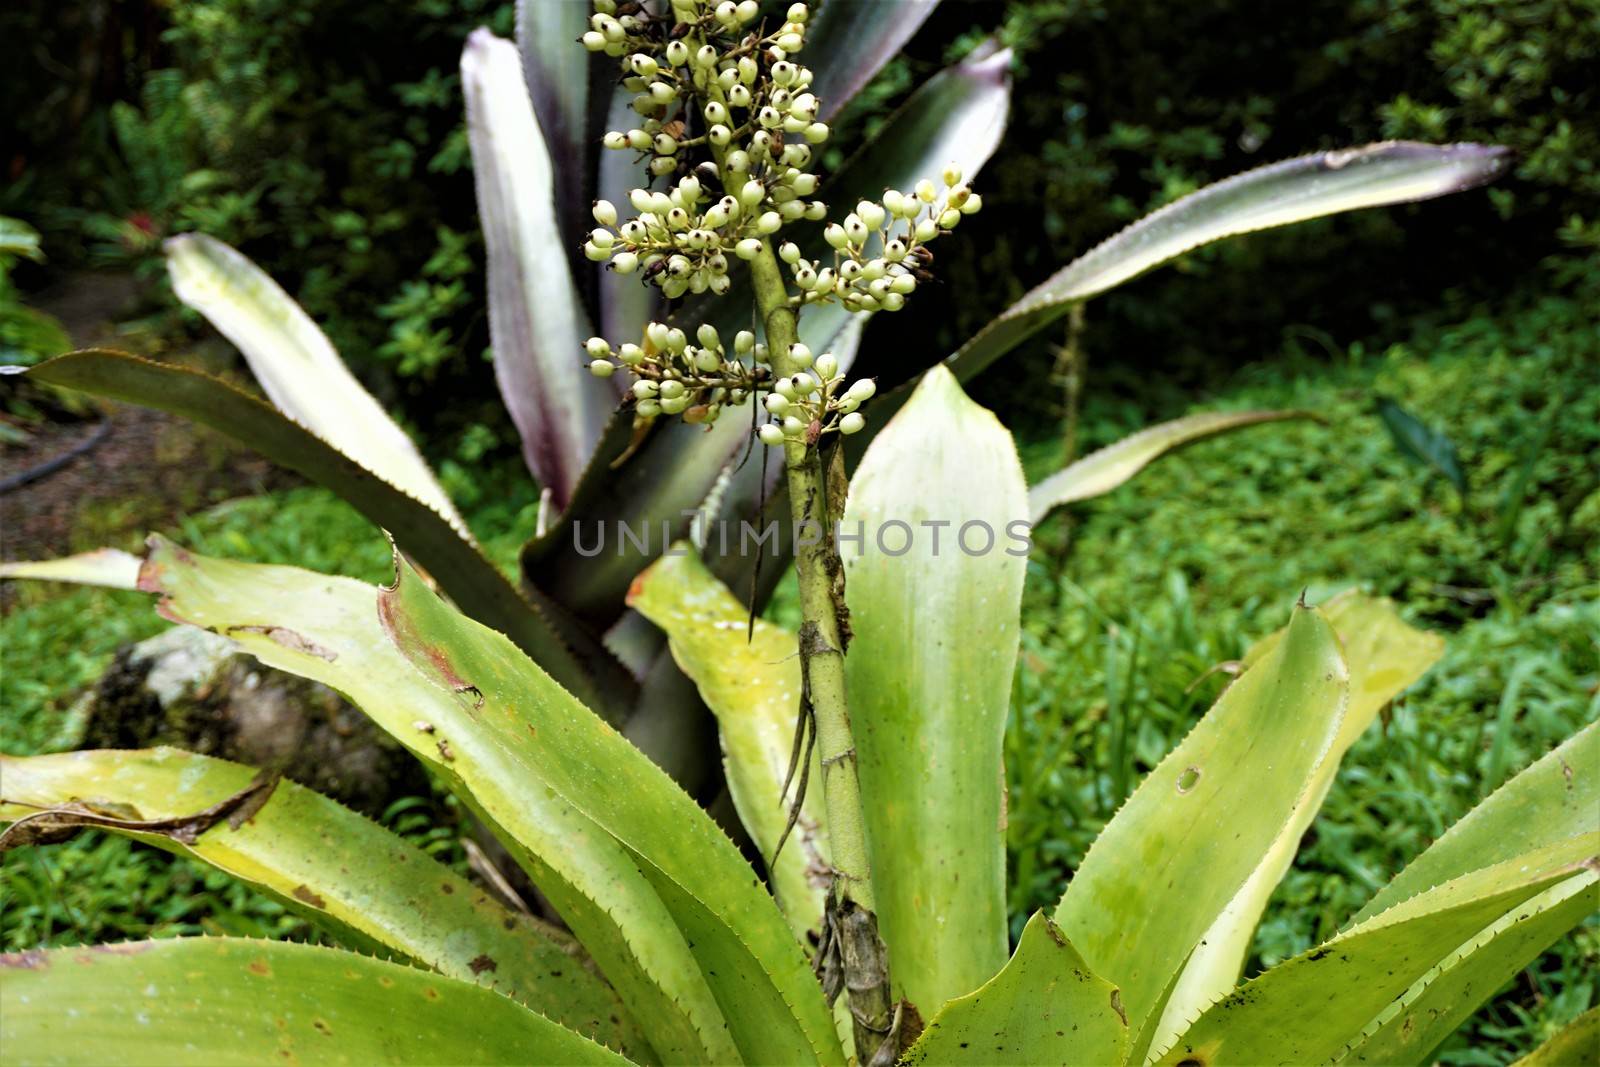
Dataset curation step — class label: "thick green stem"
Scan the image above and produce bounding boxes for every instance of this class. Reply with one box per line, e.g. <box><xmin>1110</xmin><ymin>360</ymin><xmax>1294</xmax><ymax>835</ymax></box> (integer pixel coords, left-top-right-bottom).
<box><xmin>748</xmin><ymin>241</ymin><xmax>875</xmax><ymax>911</ymax></box>
<box><xmin>750</xmin><ymin>241</ymin><xmax>900</xmax><ymax>1064</ymax></box>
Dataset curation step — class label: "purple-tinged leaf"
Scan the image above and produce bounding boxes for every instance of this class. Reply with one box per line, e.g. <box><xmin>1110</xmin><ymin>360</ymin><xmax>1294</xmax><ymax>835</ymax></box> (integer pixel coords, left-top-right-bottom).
<box><xmin>463</xmin><ymin>29</ymin><xmax>614</xmax><ymax>511</ymax></box>
<box><xmin>949</xmin><ymin>142</ymin><xmax>1513</xmax><ymax>383</ymax></box>
<box><xmin>805</xmin><ymin>0</ymin><xmax>943</xmax><ymax>120</ymax></box>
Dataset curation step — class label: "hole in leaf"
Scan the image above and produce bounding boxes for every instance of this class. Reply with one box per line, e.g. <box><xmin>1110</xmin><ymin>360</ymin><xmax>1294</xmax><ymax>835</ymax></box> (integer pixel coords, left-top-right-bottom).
<box><xmin>1176</xmin><ymin>766</ymin><xmax>1201</xmax><ymax>793</ymax></box>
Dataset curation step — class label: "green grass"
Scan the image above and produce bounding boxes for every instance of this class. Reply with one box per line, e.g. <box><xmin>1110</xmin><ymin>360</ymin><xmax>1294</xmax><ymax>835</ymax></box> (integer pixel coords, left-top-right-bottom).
<box><xmin>2</xmin><ymin>290</ymin><xmax>1595</xmax><ymax>1059</ymax></box>
<box><xmin>1006</xmin><ymin>287</ymin><xmax>1598</xmax><ymax>1061</ymax></box>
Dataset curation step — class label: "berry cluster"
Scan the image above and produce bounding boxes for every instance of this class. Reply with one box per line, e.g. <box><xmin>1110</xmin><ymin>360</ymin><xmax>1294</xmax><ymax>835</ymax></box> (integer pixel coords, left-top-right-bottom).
<box><xmin>756</xmin><ymin>344</ymin><xmax>875</xmax><ymax>445</ymax></box>
<box><xmin>582</xmin><ymin>2</ymin><xmax>829</xmax><ymax>300</ymax></box>
<box><xmin>576</xmin><ymin>0</ymin><xmax>981</xmax><ymax>448</ymax></box>
<box><xmin>586</xmin><ymin>321</ymin><xmax>769</xmax><ymax>422</ymax></box>
<box><xmin>780</xmin><ymin>168</ymin><xmax>982</xmax><ymax>314</ymax></box>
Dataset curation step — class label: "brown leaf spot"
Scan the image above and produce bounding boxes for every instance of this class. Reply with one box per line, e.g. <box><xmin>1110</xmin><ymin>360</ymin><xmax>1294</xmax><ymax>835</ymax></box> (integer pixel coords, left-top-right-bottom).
<box><xmin>436</xmin><ymin>739</ymin><xmax>455</xmax><ymax>762</ymax></box>
<box><xmin>226</xmin><ymin>625</ymin><xmax>337</xmax><ymax>661</ymax></box>
<box><xmin>1109</xmin><ymin>989</ymin><xmax>1127</xmax><ymax>1026</ymax></box>
<box><xmin>292</xmin><ymin>885</ymin><xmax>327</xmax><ymax>909</ymax></box>
<box><xmin>248</xmin><ymin>958</ymin><xmax>272</xmax><ymax>977</ymax></box>
<box><xmin>468</xmin><ymin>954</ymin><xmax>498</xmax><ymax>975</ymax></box>
<box><xmin>422</xmin><ymin>986</ymin><xmax>441</xmax><ymax>1000</ymax></box>
<box><xmin>312</xmin><ymin>1018</ymin><xmax>333</xmax><ymax>1037</ymax></box>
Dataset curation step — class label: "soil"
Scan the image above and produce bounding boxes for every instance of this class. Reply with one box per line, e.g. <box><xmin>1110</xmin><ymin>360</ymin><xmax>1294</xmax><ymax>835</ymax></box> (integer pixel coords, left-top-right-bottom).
<box><xmin>1</xmin><ymin>271</ymin><xmax>293</xmax><ymax>575</ymax></box>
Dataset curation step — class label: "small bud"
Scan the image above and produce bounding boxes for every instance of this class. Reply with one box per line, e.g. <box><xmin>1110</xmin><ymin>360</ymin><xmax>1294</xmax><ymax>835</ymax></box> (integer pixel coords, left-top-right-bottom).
<box><xmin>961</xmin><ymin>193</ymin><xmax>984</xmax><ymax>215</ymax></box>
<box><xmin>788</xmin><ymin>342</ymin><xmax>813</xmax><ymax>367</ymax></box>
<box><xmin>759</xmin><ymin>423</ymin><xmax>786</xmax><ymax>447</ymax></box>
<box><xmin>792</xmin><ymin>371</ymin><xmax>819</xmax><ymax>395</ymax></box>
<box><xmin>728</xmin><ymin>83</ymin><xmax>752</xmax><ymax>108</ymax></box>
<box><xmin>704</xmin><ymin>101</ymin><xmax>728</xmax><ymax>126</ymax></box>
<box><xmin>735</xmin><ymin>330</ymin><xmax>756</xmax><ymax>354</ymax></box>
<box><xmin>695</xmin><ymin>44</ymin><xmax>718</xmax><ymax>68</ymax></box>
<box><xmin>839</xmin><ymin>412</ymin><xmax>865</xmax><ymax>435</ymax></box>
<box><xmin>585</xmin><ymin>337</ymin><xmax>611</xmax><ymax>358</ymax></box>
<box><xmin>787</xmin><ymin>2</ymin><xmax>809</xmax><ymax>23</ymax></box>
<box><xmin>618</xmin><ymin>343</ymin><xmax>644</xmax><ymax>366</ymax></box>
<box><xmin>646</xmin><ymin>322</ymin><xmax>670</xmax><ymax>349</ymax></box>
<box><xmin>756</xmin><ymin>211</ymin><xmax>782</xmax><ymax>234</ymax></box>
<box><xmin>739</xmin><ymin>179</ymin><xmax>765</xmax><ymax>208</ymax></box>
<box><xmin>857</xmin><ymin>200</ymin><xmax>886</xmax><ymax>230</ymax></box>
<box><xmin>803</xmin><ymin>122</ymin><xmax>829</xmax><ymax>144</ymax></box>
<box><xmin>637</xmin><ymin>399</ymin><xmax>662</xmax><ymax>417</ymax></box>
<box><xmin>695</xmin><ymin>349</ymin><xmax>721</xmax><ymax>373</ymax></box>
<box><xmin>758</xmin><ymin>106</ymin><xmax>782</xmax><ymax>129</ymax></box>
<box><xmin>632</xmin><ymin>380</ymin><xmax>659</xmax><ymax>399</ymax></box>
<box><xmin>592</xmin><ymin>200</ymin><xmax>617</xmax><ymax>227</ymax></box>
<box><xmin>775</xmin><ymin>377</ymin><xmax>798</xmax><ymax>401</ymax></box>
<box><xmin>611</xmin><ymin>251</ymin><xmax>638</xmax><ymax>274</ymax></box>
<box><xmin>665</xmin><ymin>40</ymin><xmax>690</xmax><ymax>66</ymax></box>
<box><xmin>915</xmin><ymin>179</ymin><xmax>937</xmax><ymax>203</ymax></box>
<box><xmin>696</xmin><ymin>324</ymin><xmax>721</xmax><ymax>351</ymax></box>
<box><xmin>805</xmin><ymin>201</ymin><xmax>827</xmax><ymax>221</ymax></box>
<box><xmin>814</xmin><ymin>354</ymin><xmax>838</xmax><ymax>380</ymax></box>
<box><xmin>660</xmin><ymin>395</ymin><xmax>689</xmax><ymax>415</ymax></box>
<box><xmin>890</xmin><ymin>273</ymin><xmax>917</xmax><ymax>295</ymax></box>
<box><xmin>824</xmin><ymin>223</ymin><xmax>848</xmax><ymax>250</ymax></box>
<box><xmin>653</xmin><ymin>133</ymin><xmax>679</xmax><ymax>156</ymax></box>
<box><xmin>783</xmin><ymin>415</ymin><xmax>806</xmax><ymax>437</ymax></box>
<box><xmin>629</xmin><ymin>54</ymin><xmax>658</xmax><ymax>78</ymax></box>
<box><xmin>764</xmin><ymin>393</ymin><xmax>790</xmax><ymax>414</ymax></box>
<box><xmin>589</xmin><ymin>359</ymin><xmax>616</xmax><ymax>378</ymax></box>
<box><xmin>665</xmin><ymin>327</ymin><xmax>688</xmax><ymax>353</ymax></box>
<box><xmin>777</xmin><ymin>32</ymin><xmax>803</xmax><ymax>51</ymax></box>
<box><xmin>659</xmin><ymin>379</ymin><xmax>686</xmax><ymax>400</ymax></box>
<box><xmin>582</xmin><ymin>31</ymin><xmax>608</xmax><ymax>51</ymax></box>
<box><xmin>942</xmin><ymin>164</ymin><xmax>963</xmax><ymax>187</ymax></box>
<box><xmin>914</xmin><ymin>219</ymin><xmax>938</xmax><ymax>242</ymax></box>
<box><xmin>735</xmin><ymin>238</ymin><xmax>762</xmax><ymax>260</ymax></box>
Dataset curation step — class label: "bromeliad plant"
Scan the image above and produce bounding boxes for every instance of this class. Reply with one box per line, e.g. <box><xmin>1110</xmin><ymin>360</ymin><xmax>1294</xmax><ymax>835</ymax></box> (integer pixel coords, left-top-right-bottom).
<box><xmin>4</xmin><ymin>1</ymin><xmax>1595</xmax><ymax>1064</ymax></box>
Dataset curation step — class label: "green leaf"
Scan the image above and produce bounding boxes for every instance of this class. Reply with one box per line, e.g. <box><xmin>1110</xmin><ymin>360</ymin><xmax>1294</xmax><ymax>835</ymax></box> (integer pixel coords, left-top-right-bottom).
<box><xmin>1354</xmin><ymin>719</ymin><xmax>1600</xmax><ymax>924</ymax></box>
<box><xmin>164</xmin><ymin>233</ymin><xmax>465</xmax><ymax>533</ymax></box>
<box><xmin>1514</xmin><ymin>1008</ymin><xmax>1600</xmax><ymax>1067</ymax></box>
<box><xmin>804</xmin><ymin>0</ymin><xmax>941</xmax><ymax>122</ymax></box>
<box><xmin>0</xmin><ymin>938</ymin><xmax>628</xmax><ymax>1066</ymax></box>
<box><xmin>1054</xmin><ymin>605</ymin><xmax>1350</xmax><ymax>1039</ymax></box>
<box><xmin>463</xmin><ymin>29</ymin><xmax>612</xmax><ymax>509</ymax></box>
<box><xmin>378</xmin><ymin>550</ymin><xmax>843</xmax><ymax>1065</ymax></box>
<box><xmin>1155</xmin><ymin>837</ymin><xmax>1599</xmax><ymax>1065</ymax></box>
<box><xmin>134</xmin><ymin>539</ymin><xmax>730</xmax><ymax>1063</ymax></box>
<box><xmin>0</xmin><ymin>548</ymin><xmax>141</xmax><ymax>589</ymax></box>
<box><xmin>949</xmin><ymin>142</ymin><xmax>1511</xmax><ymax>384</ymax></box>
<box><xmin>0</xmin><ymin>747</ymin><xmax>647</xmax><ymax>1060</ymax></box>
<box><xmin>1028</xmin><ymin>410</ymin><xmax>1317</xmax><ymax>522</ymax></box>
<box><xmin>902</xmin><ymin>912</ymin><xmax>1128</xmax><ymax>1066</ymax></box>
<box><xmin>1376</xmin><ymin>394</ymin><xmax>1468</xmax><ymax>495</ymax></box>
<box><xmin>1148</xmin><ymin>593</ymin><xmax>1444</xmax><ymax>1055</ymax></box>
<box><xmin>626</xmin><ymin>547</ymin><xmax>831</xmax><ymax>942</ymax></box>
<box><xmin>21</xmin><ymin>350</ymin><xmax>631</xmax><ymax>721</ymax></box>
<box><xmin>139</xmin><ymin>538</ymin><xmax>841</xmax><ymax>1066</ymax></box>
<box><xmin>843</xmin><ymin>365</ymin><xmax>1027</xmax><ymax>1014</ymax></box>
<box><xmin>1346</xmin><ymin>874</ymin><xmax>1599</xmax><ymax>1064</ymax></box>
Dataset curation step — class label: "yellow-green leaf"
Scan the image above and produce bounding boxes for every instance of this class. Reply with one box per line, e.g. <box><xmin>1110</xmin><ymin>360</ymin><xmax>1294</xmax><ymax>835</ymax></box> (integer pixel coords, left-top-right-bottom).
<box><xmin>0</xmin><ymin>938</ymin><xmax>628</xmax><ymax>1066</ymax></box>
<box><xmin>0</xmin><ymin>747</ymin><xmax>646</xmax><ymax>1059</ymax></box>
<box><xmin>902</xmin><ymin>911</ymin><xmax>1128</xmax><ymax>1066</ymax></box>
<box><xmin>1513</xmin><ymin>1008</ymin><xmax>1600</xmax><ymax>1067</ymax></box>
<box><xmin>627</xmin><ymin>546</ymin><xmax>830</xmax><ymax>942</ymax></box>
<box><xmin>1028</xmin><ymin>410</ymin><xmax>1316</xmax><ymax>522</ymax></box>
<box><xmin>1055</xmin><ymin>605</ymin><xmax>1350</xmax><ymax>1039</ymax></box>
<box><xmin>1155</xmin><ymin>836</ymin><xmax>1599</xmax><ymax>1065</ymax></box>
<box><xmin>1148</xmin><ymin>592</ymin><xmax>1443</xmax><ymax>1053</ymax></box>
<box><xmin>0</xmin><ymin>548</ymin><xmax>141</xmax><ymax>589</ymax></box>
<box><xmin>844</xmin><ymin>365</ymin><xmax>1028</xmax><ymax>1014</ymax></box>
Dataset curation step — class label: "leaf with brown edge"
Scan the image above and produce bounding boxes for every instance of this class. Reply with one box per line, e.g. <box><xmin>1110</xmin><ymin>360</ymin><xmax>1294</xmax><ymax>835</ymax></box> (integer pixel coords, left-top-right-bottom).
<box><xmin>0</xmin><ymin>747</ymin><xmax>648</xmax><ymax>1058</ymax></box>
<box><xmin>0</xmin><ymin>772</ymin><xmax>278</xmax><ymax>850</ymax></box>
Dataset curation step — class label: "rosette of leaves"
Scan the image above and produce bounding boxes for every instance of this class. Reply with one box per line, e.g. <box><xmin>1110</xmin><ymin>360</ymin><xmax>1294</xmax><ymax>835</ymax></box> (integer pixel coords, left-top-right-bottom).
<box><xmin>4</xmin><ymin>367</ymin><xmax>1595</xmax><ymax>1065</ymax></box>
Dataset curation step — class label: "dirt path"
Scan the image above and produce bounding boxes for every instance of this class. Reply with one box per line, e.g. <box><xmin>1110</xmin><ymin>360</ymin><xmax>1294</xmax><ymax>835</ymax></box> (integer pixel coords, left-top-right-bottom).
<box><xmin>1</xmin><ymin>271</ymin><xmax>289</xmax><ymax>569</ymax></box>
